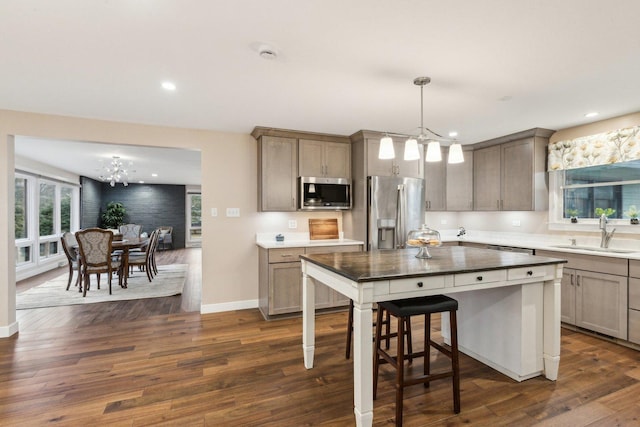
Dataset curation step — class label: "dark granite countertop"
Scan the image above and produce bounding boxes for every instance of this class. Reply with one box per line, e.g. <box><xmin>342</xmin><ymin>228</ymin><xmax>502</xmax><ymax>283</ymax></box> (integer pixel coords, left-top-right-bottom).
<box><xmin>301</xmin><ymin>246</ymin><xmax>567</xmax><ymax>282</ymax></box>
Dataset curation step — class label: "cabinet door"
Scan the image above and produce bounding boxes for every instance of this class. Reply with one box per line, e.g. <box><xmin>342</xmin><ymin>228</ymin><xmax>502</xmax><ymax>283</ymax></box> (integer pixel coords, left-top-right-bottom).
<box><xmin>501</xmin><ymin>138</ymin><xmax>534</xmax><ymax>210</ymax></box>
<box><xmin>473</xmin><ymin>145</ymin><xmax>501</xmax><ymax>210</ymax></box>
<box><xmin>561</xmin><ymin>268</ymin><xmax>576</xmax><ymax>324</ymax></box>
<box><xmin>269</xmin><ymin>262</ymin><xmax>302</xmax><ymax>315</ymax></box>
<box><xmin>367</xmin><ymin>139</ymin><xmax>395</xmax><ymax>176</ymax></box>
<box><xmin>324</xmin><ymin>142</ymin><xmax>351</xmax><ymax>178</ymax></box>
<box><xmin>298</xmin><ymin>139</ymin><xmax>325</xmax><ymax>177</ymax></box>
<box><xmin>260</xmin><ymin>136</ymin><xmax>297</xmax><ymax>211</ymax></box>
<box><xmin>305</xmin><ymin>244</ymin><xmax>362</xmax><ymax>307</ymax></box>
<box><xmin>446</xmin><ymin>150</ymin><xmax>473</xmax><ymax>211</ymax></box>
<box><xmin>395</xmin><ymin>141</ymin><xmax>423</xmax><ymax>179</ymax></box>
<box><xmin>576</xmin><ymin>270</ymin><xmax>628</xmax><ymax>339</ymax></box>
<box><xmin>424</xmin><ymin>161</ymin><xmax>446</xmax><ymax>210</ymax></box>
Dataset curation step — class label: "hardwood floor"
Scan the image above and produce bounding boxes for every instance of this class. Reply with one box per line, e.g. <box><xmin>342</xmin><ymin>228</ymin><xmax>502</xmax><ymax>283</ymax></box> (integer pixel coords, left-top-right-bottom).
<box><xmin>4</xmin><ymin>251</ymin><xmax>640</xmax><ymax>426</ymax></box>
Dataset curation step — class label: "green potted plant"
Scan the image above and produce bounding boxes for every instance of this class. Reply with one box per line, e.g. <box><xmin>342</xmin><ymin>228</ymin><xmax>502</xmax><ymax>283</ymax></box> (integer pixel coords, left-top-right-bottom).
<box><xmin>595</xmin><ymin>207</ymin><xmax>616</xmax><ymax>218</ymax></box>
<box><xmin>101</xmin><ymin>201</ymin><xmax>126</xmax><ymax>229</ymax></box>
<box><xmin>624</xmin><ymin>205</ymin><xmax>639</xmax><ymax>224</ymax></box>
<box><xmin>565</xmin><ymin>208</ymin><xmax>579</xmax><ymax>223</ymax></box>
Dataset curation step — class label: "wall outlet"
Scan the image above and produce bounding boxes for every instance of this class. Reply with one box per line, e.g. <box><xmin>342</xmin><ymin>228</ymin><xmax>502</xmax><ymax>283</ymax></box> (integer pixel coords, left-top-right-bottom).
<box><xmin>288</xmin><ymin>220</ymin><xmax>297</xmax><ymax>229</ymax></box>
<box><xmin>512</xmin><ymin>220</ymin><xmax>521</xmax><ymax>227</ymax></box>
<box><xmin>440</xmin><ymin>219</ymin><xmax>448</xmax><ymax>225</ymax></box>
<box><xmin>226</xmin><ymin>208</ymin><xmax>240</xmax><ymax>217</ymax></box>
<box><xmin>211</xmin><ymin>208</ymin><xmax>218</xmax><ymax>217</ymax></box>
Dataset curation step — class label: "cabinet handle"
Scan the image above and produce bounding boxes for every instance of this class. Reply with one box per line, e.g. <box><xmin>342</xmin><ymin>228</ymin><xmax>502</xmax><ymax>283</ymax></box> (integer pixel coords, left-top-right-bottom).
<box><xmin>476</xmin><ymin>276</ymin><xmax>483</xmax><ymax>281</ymax></box>
<box><xmin>526</xmin><ymin>270</ymin><xmax>533</xmax><ymax>276</ymax></box>
<box><xmin>570</xmin><ymin>274</ymin><xmax>574</xmax><ymax>286</ymax></box>
<box><xmin>417</xmin><ymin>281</ymin><xmax>424</xmax><ymax>288</ymax></box>
<box><xmin>497</xmin><ymin>200</ymin><xmax>500</xmax><ymax>209</ymax></box>
<box><xmin>576</xmin><ymin>275</ymin><xmax>580</xmax><ymax>287</ymax></box>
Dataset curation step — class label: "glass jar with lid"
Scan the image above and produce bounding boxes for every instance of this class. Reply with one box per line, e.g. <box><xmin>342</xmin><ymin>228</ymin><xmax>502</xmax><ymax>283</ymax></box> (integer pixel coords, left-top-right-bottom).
<box><xmin>406</xmin><ymin>224</ymin><xmax>442</xmax><ymax>258</ymax></box>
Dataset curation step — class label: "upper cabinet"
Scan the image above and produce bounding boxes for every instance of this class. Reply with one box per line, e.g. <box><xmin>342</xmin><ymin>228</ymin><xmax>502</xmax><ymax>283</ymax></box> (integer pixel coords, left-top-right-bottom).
<box><xmin>253</xmin><ymin>127</ymin><xmax>351</xmax><ymax>212</ymax></box>
<box><xmin>353</xmin><ymin>132</ymin><xmax>423</xmax><ymax>179</ymax></box>
<box><xmin>257</xmin><ymin>135</ymin><xmax>298</xmax><ymax>212</ymax></box>
<box><xmin>424</xmin><ymin>160</ymin><xmax>446</xmax><ymax>211</ymax></box>
<box><xmin>299</xmin><ymin>139</ymin><xmax>351</xmax><ymax>178</ymax></box>
<box><xmin>446</xmin><ymin>149</ymin><xmax>474</xmax><ymax>211</ymax></box>
<box><xmin>473</xmin><ymin>128</ymin><xmax>553</xmax><ymax>211</ymax></box>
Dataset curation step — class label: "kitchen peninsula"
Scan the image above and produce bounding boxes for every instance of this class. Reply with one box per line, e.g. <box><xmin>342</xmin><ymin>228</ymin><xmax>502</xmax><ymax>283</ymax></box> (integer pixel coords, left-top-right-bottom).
<box><xmin>300</xmin><ymin>246</ymin><xmax>566</xmax><ymax>427</ymax></box>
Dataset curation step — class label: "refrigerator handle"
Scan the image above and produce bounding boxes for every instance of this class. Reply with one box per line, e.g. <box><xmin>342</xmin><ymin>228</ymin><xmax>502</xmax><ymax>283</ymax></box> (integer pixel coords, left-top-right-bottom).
<box><xmin>395</xmin><ymin>184</ymin><xmax>406</xmax><ymax>249</ymax></box>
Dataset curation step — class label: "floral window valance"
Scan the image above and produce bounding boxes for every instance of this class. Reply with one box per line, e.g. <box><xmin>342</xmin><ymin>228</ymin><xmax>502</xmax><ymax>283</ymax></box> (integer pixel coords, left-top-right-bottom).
<box><xmin>548</xmin><ymin>125</ymin><xmax>640</xmax><ymax>171</ymax></box>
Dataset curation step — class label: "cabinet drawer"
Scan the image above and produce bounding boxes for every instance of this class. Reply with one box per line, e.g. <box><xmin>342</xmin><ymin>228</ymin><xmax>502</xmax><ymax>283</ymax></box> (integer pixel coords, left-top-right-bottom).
<box><xmin>305</xmin><ymin>244</ymin><xmax>362</xmax><ymax>255</ymax></box>
<box><xmin>268</xmin><ymin>248</ymin><xmax>305</xmax><ymax>263</ymax></box>
<box><xmin>455</xmin><ymin>269</ymin><xmax>507</xmax><ymax>287</ymax></box>
<box><xmin>389</xmin><ymin>276</ymin><xmax>445</xmax><ymax>294</ymax></box>
<box><xmin>508</xmin><ymin>266</ymin><xmax>548</xmax><ymax>281</ymax></box>
<box><xmin>630</xmin><ymin>277</ymin><xmax>640</xmax><ymax>310</ymax></box>
<box><xmin>629</xmin><ymin>309</ymin><xmax>640</xmax><ymax>345</ymax></box>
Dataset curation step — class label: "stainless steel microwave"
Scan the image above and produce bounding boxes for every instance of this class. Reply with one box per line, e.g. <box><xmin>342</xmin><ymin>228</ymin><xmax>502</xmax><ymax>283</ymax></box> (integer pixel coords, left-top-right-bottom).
<box><xmin>298</xmin><ymin>177</ymin><xmax>352</xmax><ymax>210</ymax></box>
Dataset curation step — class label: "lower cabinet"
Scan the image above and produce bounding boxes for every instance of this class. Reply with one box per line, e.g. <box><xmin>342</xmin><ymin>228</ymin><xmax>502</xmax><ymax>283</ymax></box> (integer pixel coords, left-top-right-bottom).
<box><xmin>537</xmin><ymin>250</ymin><xmax>628</xmax><ymax>340</ymax></box>
<box><xmin>629</xmin><ymin>260</ymin><xmax>640</xmax><ymax>344</ymax></box>
<box><xmin>258</xmin><ymin>244</ymin><xmax>362</xmax><ymax>319</ymax></box>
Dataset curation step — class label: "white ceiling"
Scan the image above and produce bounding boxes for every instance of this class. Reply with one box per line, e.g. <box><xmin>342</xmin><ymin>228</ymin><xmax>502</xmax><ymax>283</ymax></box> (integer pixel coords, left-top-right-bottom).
<box><xmin>4</xmin><ymin>1</ymin><xmax>640</xmax><ymax>184</ymax></box>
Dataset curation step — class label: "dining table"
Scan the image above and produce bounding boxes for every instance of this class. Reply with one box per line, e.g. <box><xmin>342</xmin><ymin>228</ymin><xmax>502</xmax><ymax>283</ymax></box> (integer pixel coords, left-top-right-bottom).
<box><xmin>112</xmin><ymin>236</ymin><xmax>149</xmax><ymax>288</ymax></box>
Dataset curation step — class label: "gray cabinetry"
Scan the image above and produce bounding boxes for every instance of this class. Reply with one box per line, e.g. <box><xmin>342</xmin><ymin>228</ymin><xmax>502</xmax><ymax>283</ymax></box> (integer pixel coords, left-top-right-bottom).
<box><xmin>629</xmin><ymin>260</ymin><xmax>640</xmax><ymax>344</ymax></box>
<box><xmin>537</xmin><ymin>250</ymin><xmax>628</xmax><ymax>339</ymax></box>
<box><xmin>258</xmin><ymin>244</ymin><xmax>362</xmax><ymax>319</ymax></box>
<box><xmin>358</xmin><ymin>134</ymin><xmax>423</xmax><ymax>179</ymax></box>
<box><xmin>299</xmin><ymin>139</ymin><xmax>351</xmax><ymax>178</ymax></box>
<box><xmin>446</xmin><ymin>149</ymin><xmax>473</xmax><ymax>211</ymax></box>
<box><xmin>473</xmin><ymin>128</ymin><xmax>552</xmax><ymax>211</ymax></box>
<box><xmin>256</xmin><ymin>135</ymin><xmax>298</xmax><ymax>211</ymax></box>
<box><xmin>424</xmin><ymin>160</ymin><xmax>446</xmax><ymax>211</ymax></box>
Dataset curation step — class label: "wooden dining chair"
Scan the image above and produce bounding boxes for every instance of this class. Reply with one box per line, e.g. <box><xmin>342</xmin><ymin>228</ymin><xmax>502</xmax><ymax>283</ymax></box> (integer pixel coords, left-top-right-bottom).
<box><xmin>61</xmin><ymin>231</ymin><xmax>82</xmax><ymax>291</ymax></box>
<box><xmin>75</xmin><ymin>228</ymin><xmax>123</xmax><ymax>297</ymax></box>
<box><xmin>119</xmin><ymin>223</ymin><xmax>143</xmax><ymax>239</ymax></box>
<box><xmin>128</xmin><ymin>228</ymin><xmax>160</xmax><ymax>282</ymax></box>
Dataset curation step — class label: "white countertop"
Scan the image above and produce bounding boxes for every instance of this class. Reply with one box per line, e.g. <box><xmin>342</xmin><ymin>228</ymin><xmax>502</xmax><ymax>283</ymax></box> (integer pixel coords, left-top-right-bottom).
<box><xmin>256</xmin><ymin>232</ymin><xmax>364</xmax><ymax>249</ymax></box>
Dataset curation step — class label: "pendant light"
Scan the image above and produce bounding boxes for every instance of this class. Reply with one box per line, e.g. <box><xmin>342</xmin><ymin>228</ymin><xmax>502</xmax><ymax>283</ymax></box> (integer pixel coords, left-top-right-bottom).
<box><xmin>377</xmin><ymin>76</ymin><xmax>463</xmax><ymax>164</ymax></box>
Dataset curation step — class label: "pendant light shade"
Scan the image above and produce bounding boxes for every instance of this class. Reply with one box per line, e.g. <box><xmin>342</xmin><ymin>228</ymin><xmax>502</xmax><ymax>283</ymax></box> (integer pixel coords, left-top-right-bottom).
<box><xmin>425</xmin><ymin>140</ymin><xmax>442</xmax><ymax>162</ymax></box>
<box><xmin>377</xmin><ymin>76</ymin><xmax>463</xmax><ymax>163</ymax></box>
<box><xmin>403</xmin><ymin>138</ymin><xmax>420</xmax><ymax>160</ymax></box>
<box><xmin>378</xmin><ymin>136</ymin><xmax>395</xmax><ymax>159</ymax></box>
<box><xmin>447</xmin><ymin>143</ymin><xmax>464</xmax><ymax>164</ymax></box>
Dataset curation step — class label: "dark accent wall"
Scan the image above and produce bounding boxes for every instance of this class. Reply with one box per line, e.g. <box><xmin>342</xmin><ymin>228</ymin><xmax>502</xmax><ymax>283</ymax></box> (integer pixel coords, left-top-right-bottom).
<box><xmin>80</xmin><ymin>176</ymin><xmax>186</xmax><ymax>249</ymax></box>
<box><xmin>80</xmin><ymin>176</ymin><xmax>104</xmax><ymax>228</ymax></box>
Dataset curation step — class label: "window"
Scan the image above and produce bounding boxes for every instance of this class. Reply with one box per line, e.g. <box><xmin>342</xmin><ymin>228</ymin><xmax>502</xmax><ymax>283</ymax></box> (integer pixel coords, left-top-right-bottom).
<box><xmin>550</xmin><ymin>159</ymin><xmax>640</xmax><ymax>229</ymax></box>
<box><xmin>186</xmin><ymin>193</ymin><xmax>201</xmax><ymax>246</ymax></box>
<box><xmin>15</xmin><ymin>172</ymin><xmax>79</xmax><ymax>275</ymax></box>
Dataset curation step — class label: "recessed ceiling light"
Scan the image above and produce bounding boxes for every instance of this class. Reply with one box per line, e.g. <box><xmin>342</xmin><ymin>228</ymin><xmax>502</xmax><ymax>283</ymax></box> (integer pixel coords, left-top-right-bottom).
<box><xmin>161</xmin><ymin>81</ymin><xmax>176</xmax><ymax>91</ymax></box>
<box><xmin>151</xmin><ymin>173</ymin><xmax>158</xmax><ymax>177</ymax></box>
<box><xmin>585</xmin><ymin>111</ymin><xmax>599</xmax><ymax>118</ymax></box>
<box><xmin>448</xmin><ymin>131</ymin><xmax>458</xmax><ymax>138</ymax></box>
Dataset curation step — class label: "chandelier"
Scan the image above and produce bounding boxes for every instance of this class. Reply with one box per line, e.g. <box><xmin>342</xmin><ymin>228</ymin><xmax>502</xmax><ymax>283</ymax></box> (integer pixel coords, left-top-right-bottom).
<box><xmin>378</xmin><ymin>77</ymin><xmax>464</xmax><ymax>164</ymax></box>
<box><xmin>99</xmin><ymin>156</ymin><xmax>130</xmax><ymax>187</ymax></box>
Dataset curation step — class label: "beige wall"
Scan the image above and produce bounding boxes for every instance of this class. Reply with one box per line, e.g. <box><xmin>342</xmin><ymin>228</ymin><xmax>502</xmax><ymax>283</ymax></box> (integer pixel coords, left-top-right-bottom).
<box><xmin>0</xmin><ymin>109</ymin><xmax>352</xmax><ymax>335</ymax></box>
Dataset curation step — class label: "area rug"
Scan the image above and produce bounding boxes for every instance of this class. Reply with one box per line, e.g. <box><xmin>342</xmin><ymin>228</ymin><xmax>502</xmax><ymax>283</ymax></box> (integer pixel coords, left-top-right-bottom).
<box><xmin>17</xmin><ymin>264</ymin><xmax>188</xmax><ymax>309</ymax></box>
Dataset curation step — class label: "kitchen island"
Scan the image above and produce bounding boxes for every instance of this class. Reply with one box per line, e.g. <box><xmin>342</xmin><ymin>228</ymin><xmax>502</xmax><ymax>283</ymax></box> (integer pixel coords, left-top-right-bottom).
<box><xmin>300</xmin><ymin>246</ymin><xmax>566</xmax><ymax>427</ymax></box>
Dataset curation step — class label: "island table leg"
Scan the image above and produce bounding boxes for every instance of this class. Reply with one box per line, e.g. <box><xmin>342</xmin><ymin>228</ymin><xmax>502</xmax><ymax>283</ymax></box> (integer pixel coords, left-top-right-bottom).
<box><xmin>543</xmin><ymin>275</ymin><xmax>562</xmax><ymax>380</ymax></box>
<box><xmin>353</xmin><ymin>301</ymin><xmax>374</xmax><ymax>427</ymax></box>
<box><xmin>302</xmin><ymin>271</ymin><xmax>315</xmax><ymax>369</ymax></box>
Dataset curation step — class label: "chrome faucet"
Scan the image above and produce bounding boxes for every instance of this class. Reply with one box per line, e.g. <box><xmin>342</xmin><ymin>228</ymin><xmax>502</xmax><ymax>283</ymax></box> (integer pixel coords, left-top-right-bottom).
<box><xmin>599</xmin><ymin>214</ymin><xmax>616</xmax><ymax>248</ymax></box>
<box><xmin>457</xmin><ymin>227</ymin><xmax>466</xmax><ymax>238</ymax></box>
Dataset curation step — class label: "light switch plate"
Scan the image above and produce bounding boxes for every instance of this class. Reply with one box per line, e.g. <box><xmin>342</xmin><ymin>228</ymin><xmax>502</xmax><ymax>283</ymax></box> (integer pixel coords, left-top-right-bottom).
<box><xmin>512</xmin><ymin>220</ymin><xmax>521</xmax><ymax>227</ymax></box>
<box><xmin>211</xmin><ymin>208</ymin><xmax>218</xmax><ymax>217</ymax></box>
<box><xmin>288</xmin><ymin>220</ymin><xmax>297</xmax><ymax>229</ymax></box>
<box><xmin>226</xmin><ymin>208</ymin><xmax>240</xmax><ymax>217</ymax></box>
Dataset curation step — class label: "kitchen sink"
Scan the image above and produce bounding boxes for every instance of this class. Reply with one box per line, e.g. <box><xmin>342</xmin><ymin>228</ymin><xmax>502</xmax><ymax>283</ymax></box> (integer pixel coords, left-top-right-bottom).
<box><xmin>550</xmin><ymin>245</ymin><xmax>637</xmax><ymax>254</ymax></box>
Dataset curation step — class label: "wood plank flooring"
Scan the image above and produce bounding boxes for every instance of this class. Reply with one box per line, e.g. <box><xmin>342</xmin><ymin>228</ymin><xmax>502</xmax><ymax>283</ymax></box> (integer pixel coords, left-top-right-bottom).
<box><xmin>4</xmin><ymin>248</ymin><xmax>640</xmax><ymax>426</ymax></box>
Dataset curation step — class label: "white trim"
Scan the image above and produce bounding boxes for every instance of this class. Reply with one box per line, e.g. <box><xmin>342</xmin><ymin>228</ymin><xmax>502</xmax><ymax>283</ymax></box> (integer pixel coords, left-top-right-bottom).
<box><xmin>201</xmin><ymin>299</ymin><xmax>259</xmax><ymax>314</ymax></box>
<box><xmin>0</xmin><ymin>321</ymin><xmax>19</xmax><ymax>338</ymax></box>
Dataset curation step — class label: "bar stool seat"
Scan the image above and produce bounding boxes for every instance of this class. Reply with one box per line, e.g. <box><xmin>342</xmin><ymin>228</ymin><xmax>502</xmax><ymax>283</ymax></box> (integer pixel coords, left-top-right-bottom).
<box><xmin>374</xmin><ymin>295</ymin><xmax>461</xmax><ymax>426</ymax></box>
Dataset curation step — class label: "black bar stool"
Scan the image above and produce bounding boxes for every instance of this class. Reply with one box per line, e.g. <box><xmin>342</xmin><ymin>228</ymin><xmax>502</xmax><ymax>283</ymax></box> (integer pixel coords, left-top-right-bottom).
<box><xmin>374</xmin><ymin>295</ymin><xmax>461</xmax><ymax>426</ymax></box>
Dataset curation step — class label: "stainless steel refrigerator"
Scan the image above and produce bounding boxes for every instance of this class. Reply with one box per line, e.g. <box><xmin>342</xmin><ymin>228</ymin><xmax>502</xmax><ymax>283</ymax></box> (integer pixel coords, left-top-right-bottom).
<box><xmin>367</xmin><ymin>176</ymin><xmax>425</xmax><ymax>251</ymax></box>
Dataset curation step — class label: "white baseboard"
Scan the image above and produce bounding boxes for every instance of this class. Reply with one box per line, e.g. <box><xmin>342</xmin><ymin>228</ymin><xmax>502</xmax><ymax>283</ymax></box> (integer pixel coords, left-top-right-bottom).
<box><xmin>201</xmin><ymin>299</ymin><xmax>259</xmax><ymax>314</ymax></box>
<box><xmin>0</xmin><ymin>321</ymin><xmax>19</xmax><ymax>338</ymax></box>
